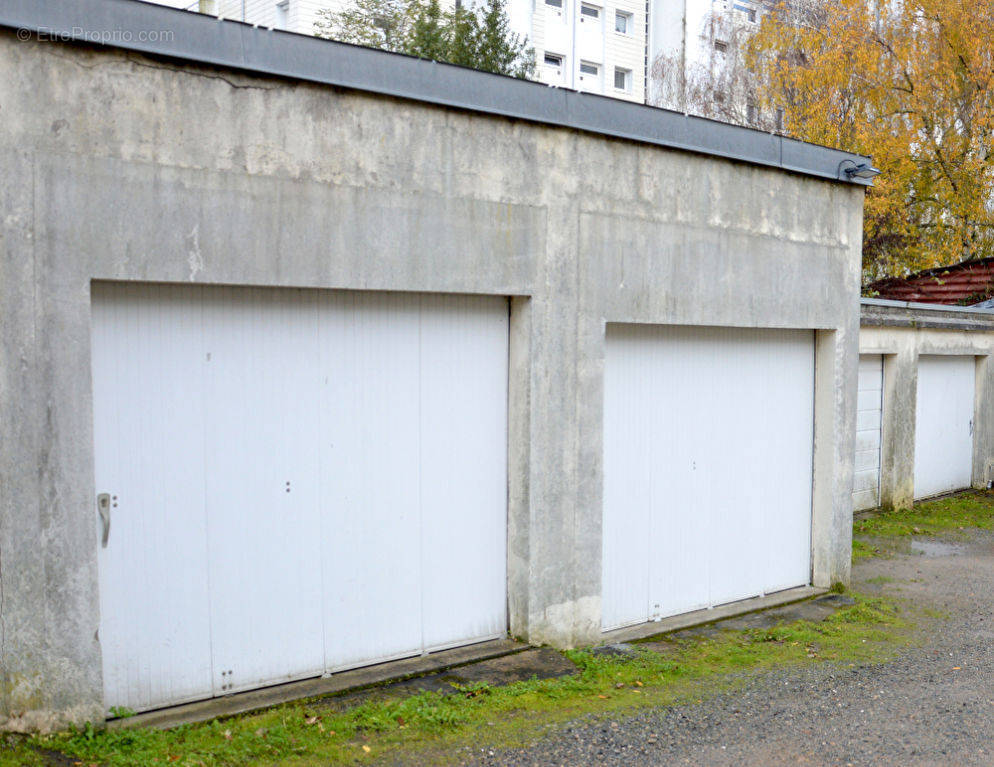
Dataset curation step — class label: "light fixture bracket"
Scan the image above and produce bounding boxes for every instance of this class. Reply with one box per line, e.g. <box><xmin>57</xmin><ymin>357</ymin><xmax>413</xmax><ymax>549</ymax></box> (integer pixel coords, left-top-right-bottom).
<box><xmin>838</xmin><ymin>160</ymin><xmax>881</xmax><ymax>182</ymax></box>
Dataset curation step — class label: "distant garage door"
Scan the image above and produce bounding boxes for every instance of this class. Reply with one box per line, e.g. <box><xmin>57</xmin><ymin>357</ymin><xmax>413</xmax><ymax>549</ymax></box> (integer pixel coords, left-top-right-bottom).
<box><xmin>914</xmin><ymin>355</ymin><xmax>975</xmax><ymax>499</ymax></box>
<box><xmin>91</xmin><ymin>283</ymin><xmax>508</xmax><ymax>713</ymax></box>
<box><xmin>853</xmin><ymin>355</ymin><xmax>883</xmax><ymax>511</ymax></box>
<box><xmin>601</xmin><ymin>325</ymin><xmax>814</xmax><ymax>631</ymax></box>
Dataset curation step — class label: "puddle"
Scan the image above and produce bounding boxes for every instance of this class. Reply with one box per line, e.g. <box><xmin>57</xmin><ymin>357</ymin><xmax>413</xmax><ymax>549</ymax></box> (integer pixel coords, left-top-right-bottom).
<box><xmin>910</xmin><ymin>538</ymin><xmax>964</xmax><ymax>557</ymax></box>
<box><xmin>858</xmin><ymin>535</ymin><xmax>967</xmax><ymax>558</ymax></box>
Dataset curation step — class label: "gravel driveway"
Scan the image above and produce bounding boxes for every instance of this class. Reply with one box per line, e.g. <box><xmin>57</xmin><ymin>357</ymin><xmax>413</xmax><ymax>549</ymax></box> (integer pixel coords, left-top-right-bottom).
<box><xmin>465</xmin><ymin>532</ymin><xmax>994</xmax><ymax>767</ymax></box>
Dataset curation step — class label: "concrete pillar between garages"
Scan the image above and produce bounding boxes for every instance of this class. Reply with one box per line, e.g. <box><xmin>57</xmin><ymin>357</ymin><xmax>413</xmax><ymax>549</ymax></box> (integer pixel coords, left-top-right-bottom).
<box><xmin>879</xmin><ymin>347</ymin><xmax>917</xmax><ymax>510</ymax></box>
<box><xmin>972</xmin><ymin>353</ymin><xmax>994</xmax><ymax>489</ymax></box>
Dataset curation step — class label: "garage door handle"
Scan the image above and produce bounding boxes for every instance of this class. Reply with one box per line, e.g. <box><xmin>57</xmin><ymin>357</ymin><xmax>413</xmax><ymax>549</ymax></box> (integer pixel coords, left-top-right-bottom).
<box><xmin>97</xmin><ymin>493</ymin><xmax>111</xmax><ymax>547</ymax></box>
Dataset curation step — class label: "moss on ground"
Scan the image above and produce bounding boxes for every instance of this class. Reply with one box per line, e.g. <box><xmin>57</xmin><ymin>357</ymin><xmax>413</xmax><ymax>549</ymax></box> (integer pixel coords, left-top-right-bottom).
<box><xmin>12</xmin><ymin>594</ymin><xmax>910</xmax><ymax>767</ymax></box>
<box><xmin>0</xmin><ymin>736</ymin><xmax>47</xmax><ymax>767</ymax></box>
<box><xmin>853</xmin><ymin>489</ymin><xmax>994</xmax><ymax>560</ymax></box>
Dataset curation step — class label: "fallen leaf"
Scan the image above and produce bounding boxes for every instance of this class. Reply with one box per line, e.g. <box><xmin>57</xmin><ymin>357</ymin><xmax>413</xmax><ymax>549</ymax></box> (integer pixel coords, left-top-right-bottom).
<box><xmin>222</xmin><ymin>729</ymin><xmax>232</xmax><ymax>740</ymax></box>
<box><xmin>305</xmin><ymin>716</ymin><xmax>319</xmax><ymax>725</ymax></box>
<box><xmin>635</xmin><ymin>680</ymin><xmax>643</xmax><ymax>687</ymax></box>
<box><xmin>953</xmin><ymin>666</ymin><xmax>962</xmax><ymax>670</ymax></box>
<box><xmin>255</xmin><ymin>727</ymin><xmax>268</xmax><ymax>738</ymax></box>
<box><xmin>597</xmin><ymin>694</ymin><xmax>608</xmax><ymax>699</ymax></box>
<box><xmin>362</xmin><ymin>745</ymin><xmax>371</xmax><ymax>753</ymax></box>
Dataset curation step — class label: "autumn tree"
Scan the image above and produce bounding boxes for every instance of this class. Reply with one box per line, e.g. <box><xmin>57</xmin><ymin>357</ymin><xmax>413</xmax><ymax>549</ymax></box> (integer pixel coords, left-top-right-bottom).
<box><xmin>747</xmin><ymin>0</ymin><xmax>994</xmax><ymax>281</ymax></box>
<box><xmin>315</xmin><ymin>0</ymin><xmax>534</xmax><ymax>78</ymax></box>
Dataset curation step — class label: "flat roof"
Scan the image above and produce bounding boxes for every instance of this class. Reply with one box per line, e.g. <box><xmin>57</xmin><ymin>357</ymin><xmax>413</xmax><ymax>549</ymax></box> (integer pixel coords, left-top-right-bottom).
<box><xmin>861</xmin><ymin>297</ymin><xmax>994</xmax><ymax>315</ymax></box>
<box><xmin>1</xmin><ymin>0</ymin><xmax>873</xmax><ymax>185</ymax></box>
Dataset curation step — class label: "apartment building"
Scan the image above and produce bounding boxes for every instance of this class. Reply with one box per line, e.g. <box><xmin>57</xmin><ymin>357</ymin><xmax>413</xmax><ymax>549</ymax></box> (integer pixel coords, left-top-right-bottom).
<box><xmin>648</xmin><ymin>0</ymin><xmax>774</xmax><ymax>117</ymax></box>
<box><xmin>212</xmin><ymin>0</ymin><xmax>327</xmax><ymax>31</ymax></box>
<box><xmin>650</xmin><ymin>0</ymin><xmax>769</xmax><ymax>73</ymax></box>
<box><xmin>143</xmin><ymin>0</ymin><xmax>646</xmax><ymax>102</ymax></box>
<box><xmin>526</xmin><ymin>0</ymin><xmax>646</xmax><ymax>103</ymax></box>
<box><xmin>159</xmin><ymin>0</ymin><xmax>767</xmax><ymax>110</ymax></box>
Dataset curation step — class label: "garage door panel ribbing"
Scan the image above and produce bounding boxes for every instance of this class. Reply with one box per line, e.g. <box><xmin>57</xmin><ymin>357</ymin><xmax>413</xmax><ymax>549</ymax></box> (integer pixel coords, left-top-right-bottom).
<box><xmin>914</xmin><ymin>355</ymin><xmax>975</xmax><ymax>499</ymax></box>
<box><xmin>92</xmin><ymin>284</ymin><xmax>508</xmax><ymax>713</ymax></box>
<box><xmin>321</xmin><ymin>292</ymin><xmax>424</xmax><ymax>672</ymax></box>
<box><xmin>419</xmin><ymin>295</ymin><xmax>510</xmax><ymax>649</ymax></box>
<box><xmin>602</xmin><ymin>325</ymin><xmax>814</xmax><ymax>632</ymax></box>
<box><xmin>852</xmin><ymin>354</ymin><xmax>883</xmax><ymax>512</ymax></box>
<box><xmin>203</xmin><ymin>288</ymin><xmax>326</xmax><ymax>694</ymax></box>
<box><xmin>92</xmin><ymin>284</ymin><xmax>215</xmax><ymax>711</ymax></box>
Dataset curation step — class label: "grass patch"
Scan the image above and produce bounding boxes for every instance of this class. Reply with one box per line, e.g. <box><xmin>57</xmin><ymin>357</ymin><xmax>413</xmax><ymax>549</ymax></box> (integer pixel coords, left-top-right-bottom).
<box><xmin>864</xmin><ymin>575</ymin><xmax>895</xmax><ymax>586</ymax></box>
<box><xmin>852</xmin><ymin>538</ymin><xmax>880</xmax><ymax>562</ymax></box>
<box><xmin>19</xmin><ymin>594</ymin><xmax>909</xmax><ymax>767</ymax></box>
<box><xmin>0</xmin><ymin>736</ymin><xmax>47</xmax><ymax>767</ymax></box>
<box><xmin>855</xmin><ymin>490</ymin><xmax>994</xmax><ymax>539</ymax></box>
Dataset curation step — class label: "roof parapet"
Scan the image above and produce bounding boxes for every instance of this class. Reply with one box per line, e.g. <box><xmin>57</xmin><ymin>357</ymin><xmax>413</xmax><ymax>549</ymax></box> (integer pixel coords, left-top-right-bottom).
<box><xmin>0</xmin><ymin>0</ymin><xmax>875</xmax><ymax>186</ymax></box>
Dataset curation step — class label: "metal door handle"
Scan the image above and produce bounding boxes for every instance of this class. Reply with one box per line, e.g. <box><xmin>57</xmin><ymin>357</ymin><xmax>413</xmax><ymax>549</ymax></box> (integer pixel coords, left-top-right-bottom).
<box><xmin>97</xmin><ymin>493</ymin><xmax>111</xmax><ymax>547</ymax></box>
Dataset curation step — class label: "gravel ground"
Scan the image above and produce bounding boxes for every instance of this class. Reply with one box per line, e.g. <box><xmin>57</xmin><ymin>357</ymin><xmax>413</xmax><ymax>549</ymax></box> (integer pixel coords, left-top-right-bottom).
<box><xmin>462</xmin><ymin>532</ymin><xmax>994</xmax><ymax>767</ymax></box>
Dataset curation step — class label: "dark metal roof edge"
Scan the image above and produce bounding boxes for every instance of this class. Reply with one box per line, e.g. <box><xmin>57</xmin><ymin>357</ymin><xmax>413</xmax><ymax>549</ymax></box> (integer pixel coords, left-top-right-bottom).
<box><xmin>860</xmin><ymin>297</ymin><xmax>994</xmax><ymax>331</ymax></box>
<box><xmin>860</xmin><ymin>297</ymin><xmax>994</xmax><ymax>315</ymax></box>
<box><xmin>1</xmin><ymin>0</ymin><xmax>873</xmax><ymax>185</ymax></box>
<box><xmin>861</xmin><ymin>316</ymin><xmax>994</xmax><ymax>331</ymax></box>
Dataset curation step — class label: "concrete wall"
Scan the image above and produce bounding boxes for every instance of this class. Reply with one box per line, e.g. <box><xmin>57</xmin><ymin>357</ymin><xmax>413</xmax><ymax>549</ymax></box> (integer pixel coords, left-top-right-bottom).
<box><xmin>0</xmin><ymin>29</ymin><xmax>864</xmax><ymax>730</ymax></box>
<box><xmin>860</xmin><ymin>301</ymin><xmax>994</xmax><ymax>510</ymax></box>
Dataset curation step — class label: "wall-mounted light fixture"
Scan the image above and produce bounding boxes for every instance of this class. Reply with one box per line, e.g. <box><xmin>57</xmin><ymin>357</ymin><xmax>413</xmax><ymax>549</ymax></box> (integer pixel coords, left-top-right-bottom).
<box><xmin>838</xmin><ymin>159</ymin><xmax>881</xmax><ymax>182</ymax></box>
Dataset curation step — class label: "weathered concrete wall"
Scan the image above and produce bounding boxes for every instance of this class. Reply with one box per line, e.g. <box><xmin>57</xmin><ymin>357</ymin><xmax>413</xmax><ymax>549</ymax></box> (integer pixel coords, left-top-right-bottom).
<box><xmin>0</xmin><ymin>30</ymin><xmax>864</xmax><ymax>729</ymax></box>
<box><xmin>860</xmin><ymin>302</ymin><xmax>994</xmax><ymax>510</ymax></box>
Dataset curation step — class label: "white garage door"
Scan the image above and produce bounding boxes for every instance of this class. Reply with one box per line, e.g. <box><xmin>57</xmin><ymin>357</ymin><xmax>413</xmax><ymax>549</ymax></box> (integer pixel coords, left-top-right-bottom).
<box><xmin>914</xmin><ymin>355</ymin><xmax>975</xmax><ymax>499</ymax></box>
<box><xmin>91</xmin><ymin>283</ymin><xmax>508</xmax><ymax>713</ymax></box>
<box><xmin>602</xmin><ymin>325</ymin><xmax>814</xmax><ymax>631</ymax></box>
<box><xmin>853</xmin><ymin>355</ymin><xmax>883</xmax><ymax>511</ymax></box>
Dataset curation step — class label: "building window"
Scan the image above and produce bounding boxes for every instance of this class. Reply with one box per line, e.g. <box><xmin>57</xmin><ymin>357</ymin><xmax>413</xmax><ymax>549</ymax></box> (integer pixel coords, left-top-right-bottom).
<box><xmin>544</xmin><ymin>52</ymin><xmax>564</xmax><ymax>68</ymax></box>
<box><xmin>580</xmin><ymin>3</ymin><xmax>600</xmax><ymax>21</ymax></box>
<box><xmin>746</xmin><ymin>102</ymin><xmax>758</xmax><ymax>124</ymax></box>
<box><xmin>580</xmin><ymin>61</ymin><xmax>599</xmax><ymax>76</ymax></box>
<box><xmin>713</xmin><ymin>39</ymin><xmax>728</xmax><ymax>53</ymax></box>
<box><xmin>546</xmin><ymin>0</ymin><xmax>563</xmax><ymax>8</ymax></box>
<box><xmin>275</xmin><ymin>0</ymin><xmax>289</xmax><ymax>29</ymax></box>
<box><xmin>747</xmin><ymin>8</ymin><xmax>757</xmax><ymax>22</ymax></box>
<box><xmin>614</xmin><ymin>10</ymin><xmax>632</xmax><ymax>34</ymax></box>
<box><xmin>613</xmin><ymin>67</ymin><xmax>631</xmax><ymax>92</ymax></box>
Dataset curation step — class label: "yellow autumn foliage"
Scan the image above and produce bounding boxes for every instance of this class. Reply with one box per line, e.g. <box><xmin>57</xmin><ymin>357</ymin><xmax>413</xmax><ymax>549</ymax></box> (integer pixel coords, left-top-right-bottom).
<box><xmin>747</xmin><ymin>0</ymin><xmax>994</xmax><ymax>281</ymax></box>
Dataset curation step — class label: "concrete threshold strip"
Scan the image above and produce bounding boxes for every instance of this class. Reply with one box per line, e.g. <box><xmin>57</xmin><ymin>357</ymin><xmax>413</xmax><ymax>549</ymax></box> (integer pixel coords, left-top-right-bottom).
<box><xmin>112</xmin><ymin>586</ymin><xmax>825</xmax><ymax>731</ymax></box>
